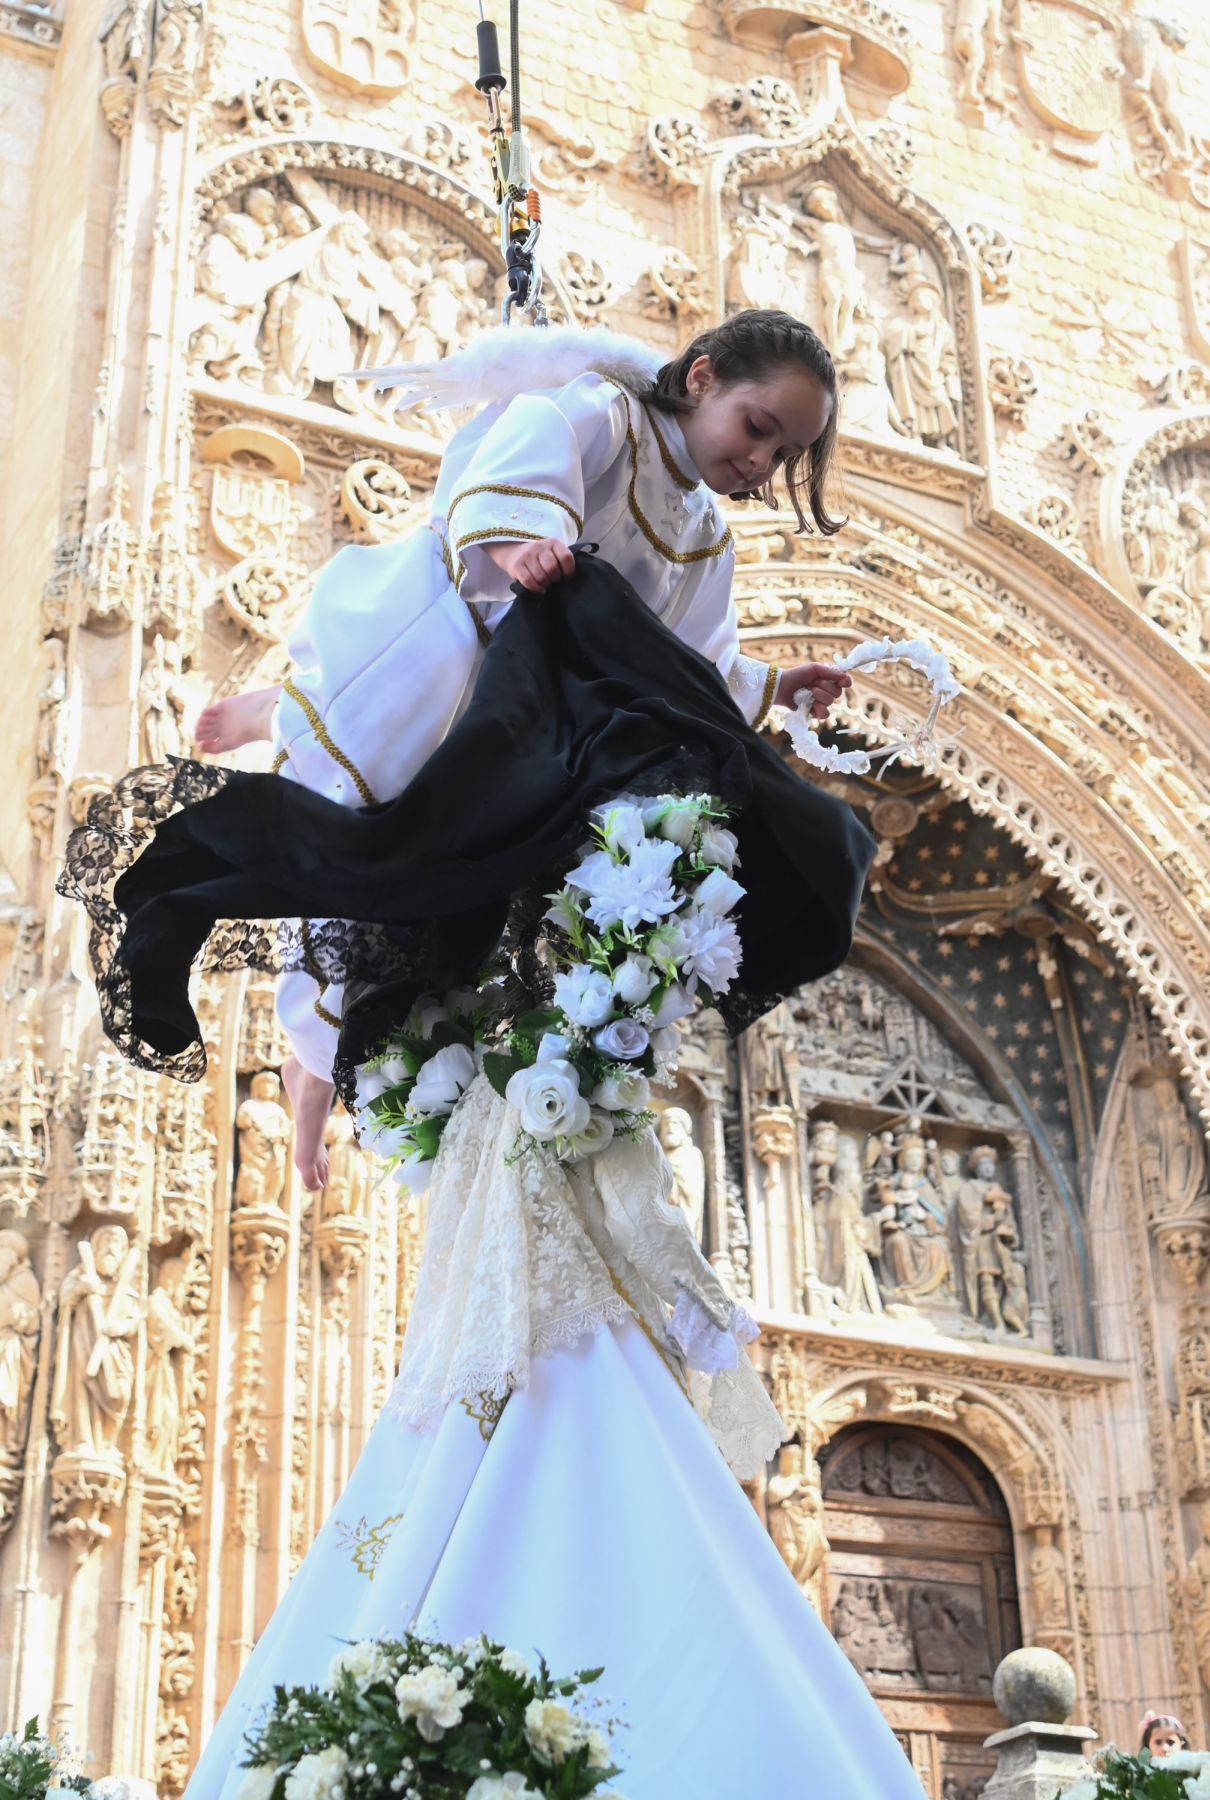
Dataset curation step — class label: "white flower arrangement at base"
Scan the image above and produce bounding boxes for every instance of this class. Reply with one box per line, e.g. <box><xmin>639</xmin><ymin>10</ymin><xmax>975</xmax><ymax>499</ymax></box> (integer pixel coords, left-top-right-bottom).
<box><xmin>1059</xmin><ymin>1744</ymin><xmax>1210</xmax><ymax>1799</ymax></box>
<box><xmin>353</xmin><ymin>794</ymin><xmax>745</xmax><ymax>1182</ymax></box>
<box><xmin>236</xmin><ymin>1632</ymin><xmax>628</xmax><ymax>1800</ymax></box>
<box><xmin>781</xmin><ymin>634</ymin><xmax>962</xmax><ymax>777</ymax></box>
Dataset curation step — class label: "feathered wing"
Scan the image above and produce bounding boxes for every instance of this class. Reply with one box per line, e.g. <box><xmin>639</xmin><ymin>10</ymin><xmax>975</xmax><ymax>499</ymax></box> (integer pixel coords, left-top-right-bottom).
<box><xmin>347</xmin><ymin>324</ymin><xmax>667</xmax><ymax>414</ymax></box>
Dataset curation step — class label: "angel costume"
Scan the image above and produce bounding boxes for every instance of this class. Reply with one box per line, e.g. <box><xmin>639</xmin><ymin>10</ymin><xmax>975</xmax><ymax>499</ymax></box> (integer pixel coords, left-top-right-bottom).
<box><xmin>270</xmin><ymin>328</ymin><xmax>777</xmax><ymax>1081</ymax></box>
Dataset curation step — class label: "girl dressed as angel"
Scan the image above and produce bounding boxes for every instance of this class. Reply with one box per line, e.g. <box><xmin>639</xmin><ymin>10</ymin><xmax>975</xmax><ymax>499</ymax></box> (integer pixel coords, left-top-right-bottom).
<box><xmin>192</xmin><ymin>307</ymin><xmax>855</xmax><ymax>1188</ymax></box>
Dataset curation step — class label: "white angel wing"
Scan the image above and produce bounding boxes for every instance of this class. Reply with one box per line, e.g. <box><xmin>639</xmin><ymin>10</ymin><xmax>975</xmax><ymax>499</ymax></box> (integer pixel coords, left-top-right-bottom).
<box><xmin>343</xmin><ymin>324</ymin><xmax>666</xmax><ymax>415</ymax></box>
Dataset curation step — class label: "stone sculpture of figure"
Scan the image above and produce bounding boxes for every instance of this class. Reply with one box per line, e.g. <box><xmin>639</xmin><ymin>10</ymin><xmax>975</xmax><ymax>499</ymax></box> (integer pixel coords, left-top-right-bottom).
<box><xmin>835</xmin><ymin>298</ymin><xmax>908</xmax><ymax>439</ymax></box>
<box><xmin>953</xmin><ymin>0</ymin><xmax>1005</xmax><ymax>109</ymax></box>
<box><xmin>0</xmin><ymin>1231</ymin><xmax>40</xmax><ymax>1459</ymax></box>
<box><xmin>265</xmin><ymin>211</ymin><xmax>380</xmax><ymax>402</ymax></box>
<box><xmin>954</xmin><ymin>1144</ymin><xmax>1028</xmax><ymax>1333</ymax></box>
<box><xmin>1122</xmin><ymin>14</ymin><xmax>1192</xmax><ymax>164</ymax></box>
<box><xmin>241</xmin><ymin>185</ymin><xmax>281</xmax><ymax>254</ymax></box>
<box><xmin>1184</xmin><ymin>1502</ymin><xmax>1210</xmax><ymax>1690</ymax></box>
<box><xmin>953</xmin><ymin>1144</ymin><xmax>1000</xmax><ymax>1316</ymax></box>
<box><xmin>817</xmin><ymin>1134</ymin><xmax>882</xmax><ymax>1315</ymax></box>
<box><xmin>799</xmin><ymin>183</ymin><xmax>889</xmax><ymax>358</ymax></box>
<box><xmin>1028</xmin><ymin>1524</ymin><xmax>1070</xmax><ymax>1633</ymax></box>
<box><xmin>1133</xmin><ymin>486</ymin><xmax>1185</xmax><ymax>587</ymax></box>
<box><xmin>138</xmin><ymin>634</ymin><xmax>189</xmax><ymax>764</ymax></box>
<box><xmin>35</xmin><ymin>635</ymin><xmax>66</xmax><ymax>780</ymax></box>
<box><xmin>831</xmin><ymin>1579</ymin><xmax>877</xmax><ymax>1665</ymax></box>
<box><xmin>883</xmin><ymin>278</ymin><xmax>963</xmax><ymax>451</ymax></box>
<box><xmin>658</xmin><ymin>1107</ymin><xmax>707</xmax><ymax>1245</ymax></box>
<box><xmin>144</xmin><ymin>1256</ymin><xmax>194</xmax><ymax>1476</ymax></box>
<box><xmin>727</xmin><ymin>196</ymin><xmax>806</xmax><ymax>314</ymax></box>
<box><xmin>1137</xmin><ymin>1075</ymin><xmax>1208</xmax><ymax>1221</ymax></box>
<box><xmin>234</xmin><ymin>1070</ymin><xmax>290</xmax><ymax>1211</ymax></box>
<box><xmin>872</xmin><ymin>1124</ymin><xmax>952</xmax><ymax>1304</ymax></box>
<box><xmin>321</xmin><ymin>1107</ymin><xmax>371</xmax><ymax>1221</ymax></box>
<box><xmin>359</xmin><ymin>226</ymin><xmax>431</xmax><ymax>374</ymax></box>
<box><xmin>189</xmin><ymin>212</ymin><xmax>271</xmax><ymax>381</ymax></box>
<box><xmin>767</xmin><ymin>1442</ymin><xmax>829</xmax><ymax>1601</ymax></box>
<box><xmin>401</xmin><ymin>245</ymin><xmax>491</xmax><ymax>367</ymax></box>
<box><xmin>49</xmin><ymin>1225</ymin><xmax>142</xmax><ymax>1457</ymax></box>
<box><xmin>746</xmin><ymin>1004</ymin><xmax>792</xmax><ymax>1108</ymax></box>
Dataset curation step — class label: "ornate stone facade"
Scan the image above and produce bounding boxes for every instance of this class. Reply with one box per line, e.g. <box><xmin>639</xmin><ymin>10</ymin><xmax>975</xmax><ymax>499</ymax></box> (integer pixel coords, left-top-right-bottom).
<box><xmin>1</xmin><ymin>0</ymin><xmax>1209</xmax><ymax>1795</ymax></box>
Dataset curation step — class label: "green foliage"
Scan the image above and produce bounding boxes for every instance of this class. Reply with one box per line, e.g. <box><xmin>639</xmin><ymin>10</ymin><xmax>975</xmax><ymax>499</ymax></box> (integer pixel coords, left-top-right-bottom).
<box><xmin>1057</xmin><ymin>1748</ymin><xmax>1192</xmax><ymax>1799</ymax></box>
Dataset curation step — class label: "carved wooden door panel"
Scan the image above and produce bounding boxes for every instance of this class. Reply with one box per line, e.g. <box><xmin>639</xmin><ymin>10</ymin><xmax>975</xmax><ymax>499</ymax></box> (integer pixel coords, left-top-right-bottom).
<box><xmin>819</xmin><ymin>1425</ymin><xmax>1021</xmax><ymax>1800</ymax></box>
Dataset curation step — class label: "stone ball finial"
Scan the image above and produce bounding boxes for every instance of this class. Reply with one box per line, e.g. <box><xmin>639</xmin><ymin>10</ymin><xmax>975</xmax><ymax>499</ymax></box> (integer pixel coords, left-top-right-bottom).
<box><xmin>993</xmin><ymin>1647</ymin><xmax>1077</xmax><ymax>1726</ymax></box>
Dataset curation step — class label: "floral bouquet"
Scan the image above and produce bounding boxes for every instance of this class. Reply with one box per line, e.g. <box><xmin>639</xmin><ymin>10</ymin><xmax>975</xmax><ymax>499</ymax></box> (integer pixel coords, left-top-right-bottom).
<box><xmin>236</xmin><ymin>1633</ymin><xmax>627</xmax><ymax>1800</ymax></box>
<box><xmin>0</xmin><ymin>1716</ymin><xmax>140</xmax><ymax>1799</ymax></box>
<box><xmin>1062</xmin><ymin>1747</ymin><xmax>1210</xmax><ymax>1799</ymax></box>
<box><xmin>353</xmin><ymin>794</ymin><xmax>744</xmax><ymax>1188</ymax></box>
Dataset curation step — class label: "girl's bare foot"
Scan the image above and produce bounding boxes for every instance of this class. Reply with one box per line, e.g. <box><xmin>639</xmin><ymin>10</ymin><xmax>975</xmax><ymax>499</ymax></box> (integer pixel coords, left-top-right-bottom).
<box><xmin>282</xmin><ymin>1054</ymin><xmax>335</xmax><ymax>1190</ymax></box>
<box><xmin>195</xmin><ymin>685</ymin><xmax>280</xmax><ymax>754</ymax></box>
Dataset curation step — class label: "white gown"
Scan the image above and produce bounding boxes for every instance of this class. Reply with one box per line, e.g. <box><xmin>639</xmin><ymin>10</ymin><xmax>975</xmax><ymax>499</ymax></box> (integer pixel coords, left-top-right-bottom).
<box><xmin>270</xmin><ymin>370</ymin><xmax>776</xmax><ymax>1078</ymax></box>
<box><xmin>182</xmin><ymin>1080</ymin><xmax>927</xmax><ymax>1800</ymax></box>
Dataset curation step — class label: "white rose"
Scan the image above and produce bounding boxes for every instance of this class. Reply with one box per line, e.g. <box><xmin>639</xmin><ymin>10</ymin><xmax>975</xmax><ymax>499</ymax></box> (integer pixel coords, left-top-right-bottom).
<box><xmin>553</xmin><ymin>965</ymin><xmax>615</xmax><ymax>1027</ymax></box>
<box><xmin>467</xmin><ymin>1775</ymin><xmax>542</xmax><ymax>1800</ymax></box>
<box><xmin>593</xmin><ymin>1018</ymin><xmax>650</xmax><ymax>1061</ymax></box>
<box><xmin>611</xmin><ymin>953</ymin><xmax>657</xmax><ymax>1004</ymax></box>
<box><xmin>393</xmin><ymin>1149</ymin><xmax>432</xmax><ymax>1193</ymax></box>
<box><xmin>284</xmin><ymin>1746</ymin><xmax>349</xmax><ymax>1800</ymax></box>
<box><xmin>643</xmin><ymin>796</ymin><xmax>702</xmax><ymax>848</ymax></box>
<box><xmin>595</xmin><ymin>801</ymin><xmax>648</xmax><ymax>856</ymax></box>
<box><xmin>418</xmin><ymin>1001</ymin><xmax>449</xmax><ymax>1038</ymax></box>
<box><xmin>565</xmin><ymin>1108</ymin><xmax>616</xmax><ymax>1160</ymax></box>
<box><xmin>693</xmin><ymin>867</ymin><xmax>746</xmax><ymax>917</ymax></box>
<box><xmin>354</xmin><ymin>1065</ymin><xmax>389</xmax><ymax>1111</ymax></box>
<box><xmin>506</xmin><ymin>1060</ymin><xmax>591</xmax><ymax>1142</ymax></box>
<box><xmin>327</xmin><ymin>1640</ymin><xmax>393</xmax><ymax>1691</ymax></box>
<box><xmin>410</xmin><ymin>1043</ymin><xmax>475</xmax><ymax>1115</ymax></box>
<box><xmin>537</xmin><ymin>1031</ymin><xmax>571</xmax><ymax>1062</ymax></box>
<box><xmin>698</xmin><ymin>824</ymin><xmax>738</xmax><ymax>871</ymax></box>
<box><xmin>235</xmin><ymin>1771</ymin><xmax>278</xmax><ymax>1800</ymax></box>
<box><xmin>395</xmin><ymin>1664</ymin><xmax>467</xmax><ymax>1741</ymax></box>
<box><xmin>591</xmin><ymin>1069</ymin><xmax>651</xmax><ymax>1112</ymax></box>
<box><xmin>524</xmin><ymin>1697</ymin><xmax>585</xmax><ymax>1764</ymax></box>
<box><xmin>650</xmin><ymin>982</ymin><xmax>695</xmax><ymax>1028</ymax></box>
<box><xmin>376</xmin><ymin>1052</ymin><xmax>411</xmax><ymax>1087</ymax></box>
<box><xmin>498</xmin><ymin>1648</ymin><xmax>533</xmax><ymax>1680</ymax></box>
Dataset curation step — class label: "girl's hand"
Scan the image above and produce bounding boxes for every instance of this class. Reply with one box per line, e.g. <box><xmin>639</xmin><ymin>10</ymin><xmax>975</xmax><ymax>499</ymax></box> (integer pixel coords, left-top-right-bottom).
<box><xmin>775</xmin><ymin>661</ymin><xmax>852</xmax><ymax>721</ymax></box>
<box><xmin>485</xmin><ymin>537</ymin><xmax>576</xmax><ymax>593</ymax></box>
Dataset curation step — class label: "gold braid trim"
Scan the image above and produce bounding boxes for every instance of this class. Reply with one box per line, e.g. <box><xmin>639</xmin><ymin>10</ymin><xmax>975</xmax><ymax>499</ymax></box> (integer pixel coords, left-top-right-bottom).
<box><xmin>299</xmin><ymin>918</ymin><xmax>342</xmax><ymax>1028</ymax></box>
<box><xmin>601</xmin><ymin>380</ymin><xmax>732</xmax><ymax>566</ymax></box>
<box><xmin>646</xmin><ymin>408</ymin><xmax>697</xmax><ymax>491</ymax></box>
<box><xmin>270</xmin><ymin>748</ymin><xmax>289</xmax><ymax>774</ymax></box>
<box><xmin>447</xmin><ymin>483</ymin><xmax>584</xmax><ymax>539</ymax></box>
<box><xmin>431</xmin><ymin>524</ymin><xmax>492</xmax><ymax>649</ymax></box>
<box><xmin>753</xmin><ymin>663</ymin><xmax>779</xmax><ymax>732</ymax></box>
<box><xmin>281</xmin><ymin>677</ymin><xmax>378</xmax><ymax>807</ymax></box>
<box><xmin>454</xmin><ymin>525</ymin><xmax>551</xmax><ymax>556</ymax></box>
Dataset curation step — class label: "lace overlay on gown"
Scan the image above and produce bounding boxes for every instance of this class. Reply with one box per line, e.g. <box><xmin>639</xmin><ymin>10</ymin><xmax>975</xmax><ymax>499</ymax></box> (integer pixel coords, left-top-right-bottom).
<box><xmin>387</xmin><ymin>1075</ymin><xmax>785</xmax><ymax>1481</ymax></box>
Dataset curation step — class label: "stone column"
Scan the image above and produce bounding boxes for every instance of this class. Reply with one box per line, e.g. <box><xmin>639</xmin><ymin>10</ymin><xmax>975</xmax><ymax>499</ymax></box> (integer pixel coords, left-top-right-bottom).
<box><xmin>982</xmin><ymin>1647</ymin><xmax>1095</xmax><ymax>1800</ymax></box>
<box><xmin>752</xmin><ymin>1108</ymin><xmax>797</xmax><ymax>1314</ymax></box>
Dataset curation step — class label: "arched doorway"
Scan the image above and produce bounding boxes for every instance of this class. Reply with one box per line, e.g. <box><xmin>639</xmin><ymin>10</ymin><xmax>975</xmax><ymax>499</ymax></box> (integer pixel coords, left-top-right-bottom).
<box><xmin>819</xmin><ymin>1423</ymin><xmax>1021</xmax><ymax>1799</ymax></box>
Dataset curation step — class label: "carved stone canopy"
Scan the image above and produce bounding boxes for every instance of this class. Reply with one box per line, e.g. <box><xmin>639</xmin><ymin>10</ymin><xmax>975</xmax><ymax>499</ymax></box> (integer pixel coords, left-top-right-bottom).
<box><xmin>719</xmin><ymin>0</ymin><xmax>912</xmax><ymax>94</ymax></box>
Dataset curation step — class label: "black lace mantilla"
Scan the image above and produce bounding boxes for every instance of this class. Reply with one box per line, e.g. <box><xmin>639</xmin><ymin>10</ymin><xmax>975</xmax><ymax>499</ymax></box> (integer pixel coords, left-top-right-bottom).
<box><xmin>58</xmin><ymin>552</ymin><xmax>876</xmax><ymax>1093</ymax></box>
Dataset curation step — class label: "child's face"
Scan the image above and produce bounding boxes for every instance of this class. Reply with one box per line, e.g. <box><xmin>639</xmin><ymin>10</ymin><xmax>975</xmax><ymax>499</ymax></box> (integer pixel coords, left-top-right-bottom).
<box><xmin>679</xmin><ymin>357</ymin><xmax>833</xmax><ymax>497</ymax></box>
<box><xmin>1149</xmin><ymin>1725</ymin><xmax>1185</xmax><ymax>1759</ymax></box>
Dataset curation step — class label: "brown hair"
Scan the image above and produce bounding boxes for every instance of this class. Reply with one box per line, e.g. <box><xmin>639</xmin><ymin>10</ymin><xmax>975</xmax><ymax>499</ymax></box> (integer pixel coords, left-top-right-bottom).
<box><xmin>1140</xmin><ymin>1713</ymin><xmax>1190</xmax><ymax>1753</ymax></box>
<box><xmin>636</xmin><ymin>308</ymin><xmax>845</xmax><ymax>536</ymax></box>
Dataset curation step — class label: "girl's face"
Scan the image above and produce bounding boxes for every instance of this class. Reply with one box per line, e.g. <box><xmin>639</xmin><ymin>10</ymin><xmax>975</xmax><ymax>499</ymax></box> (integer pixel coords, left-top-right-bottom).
<box><xmin>678</xmin><ymin>355</ymin><xmax>833</xmax><ymax>497</ymax></box>
<box><xmin>1148</xmin><ymin>1725</ymin><xmax>1185</xmax><ymax>1759</ymax></box>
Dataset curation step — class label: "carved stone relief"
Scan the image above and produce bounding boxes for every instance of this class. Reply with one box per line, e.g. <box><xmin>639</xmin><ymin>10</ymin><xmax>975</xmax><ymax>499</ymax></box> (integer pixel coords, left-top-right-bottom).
<box><xmin>1110</xmin><ymin>416</ymin><xmax>1210</xmax><ymax>660</ymax></box>
<box><xmin>301</xmin><ymin>0</ymin><xmax>413</xmax><ymax>97</ymax></box>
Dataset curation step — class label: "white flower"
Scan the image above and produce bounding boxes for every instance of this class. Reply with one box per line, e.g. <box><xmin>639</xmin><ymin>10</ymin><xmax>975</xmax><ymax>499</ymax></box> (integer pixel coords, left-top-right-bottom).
<box><xmin>663</xmin><ymin>910</ymin><xmax>743</xmax><ymax>994</ymax></box>
<box><xmin>698</xmin><ymin>824</ymin><xmax>738</xmax><ymax>871</ymax></box>
<box><xmin>594</xmin><ymin>801</ymin><xmax>648</xmax><ymax>856</ymax></box>
<box><xmin>553</xmin><ymin>965</ymin><xmax>615</xmax><ymax>1027</ymax></box>
<box><xmin>693</xmin><ymin>867</ymin><xmax>745</xmax><ymax>917</ymax></box>
<box><xmin>409</xmin><ymin>1043</ymin><xmax>475</xmax><ymax>1115</ymax></box>
<box><xmin>360</xmin><ymin>1116</ymin><xmax>411</xmax><ymax>1158</ymax></box>
<box><xmin>543</xmin><ymin>887</ymin><xmax>583</xmax><ymax>934</ymax></box>
<box><xmin>611</xmin><ymin>952</ymin><xmax>657</xmax><ymax>1005</ymax></box>
<box><xmin>506</xmin><ymin>1060</ymin><xmax>591</xmax><ymax>1142</ymax></box>
<box><xmin>284</xmin><ymin>1746</ymin><xmax>349</xmax><ymax>1800</ymax></box>
<box><xmin>393</xmin><ymin>1150</ymin><xmax>433</xmax><ymax>1193</ymax></box>
<box><xmin>593</xmin><ymin>1018</ymin><xmax>649</xmax><ymax>1061</ymax></box>
<box><xmin>565</xmin><ymin>1108</ymin><xmax>616</xmax><ymax>1160</ymax></box>
<box><xmin>537</xmin><ymin>1031</ymin><xmax>571</xmax><ymax>1062</ymax></box>
<box><xmin>395</xmin><ymin>1664</ymin><xmax>467</xmax><ymax>1741</ymax></box>
<box><xmin>327</xmin><ymin>1640</ymin><xmax>393</xmax><ymax>1691</ymax></box>
<box><xmin>354</xmin><ymin>1065</ymin><xmax>390</xmax><ymax>1111</ymax></box>
<box><xmin>497</xmin><ymin>1648</ymin><xmax>533</xmax><ymax>1680</ymax></box>
<box><xmin>467</xmin><ymin>1775</ymin><xmax>542</xmax><ymax>1800</ymax></box>
<box><xmin>649</xmin><ymin>982</ymin><xmax>695</xmax><ymax>1028</ymax></box>
<box><xmin>376</xmin><ymin>1052</ymin><xmax>411</xmax><ymax>1087</ymax></box>
<box><xmin>591</xmin><ymin>1068</ymin><xmax>651</xmax><ymax>1112</ymax></box>
<box><xmin>1185</xmin><ymin>1767</ymin><xmax>1210</xmax><ymax>1800</ymax></box>
<box><xmin>585</xmin><ymin>1726</ymin><xmax>613</xmax><ymax>1771</ymax></box>
<box><xmin>237</xmin><ymin>1767</ymin><xmax>279</xmax><ymax>1800</ymax></box>
<box><xmin>524</xmin><ymin>1697</ymin><xmax>585</xmax><ymax>1764</ymax></box>
<box><xmin>643</xmin><ymin>795</ymin><xmax>703</xmax><ymax>848</ymax></box>
<box><xmin>571</xmin><ymin>840</ymin><xmax>681</xmax><ymax>932</ymax></box>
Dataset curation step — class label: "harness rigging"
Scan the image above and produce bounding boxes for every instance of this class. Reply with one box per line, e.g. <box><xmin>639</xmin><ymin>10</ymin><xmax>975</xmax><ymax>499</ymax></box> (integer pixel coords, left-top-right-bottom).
<box><xmin>474</xmin><ymin>2</ymin><xmax>547</xmax><ymax>326</ymax></box>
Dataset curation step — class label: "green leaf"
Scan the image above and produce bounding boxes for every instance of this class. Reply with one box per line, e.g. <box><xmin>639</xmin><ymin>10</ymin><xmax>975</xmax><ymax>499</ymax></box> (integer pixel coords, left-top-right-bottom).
<box><xmin>483</xmin><ymin>1051</ymin><xmax>524</xmax><ymax>1098</ymax></box>
<box><xmin>408</xmin><ymin>1116</ymin><xmax>446</xmax><ymax>1158</ymax></box>
<box><xmin>428</xmin><ymin>1018</ymin><xmax>474</xmax><ymax>1052</ymax></box>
